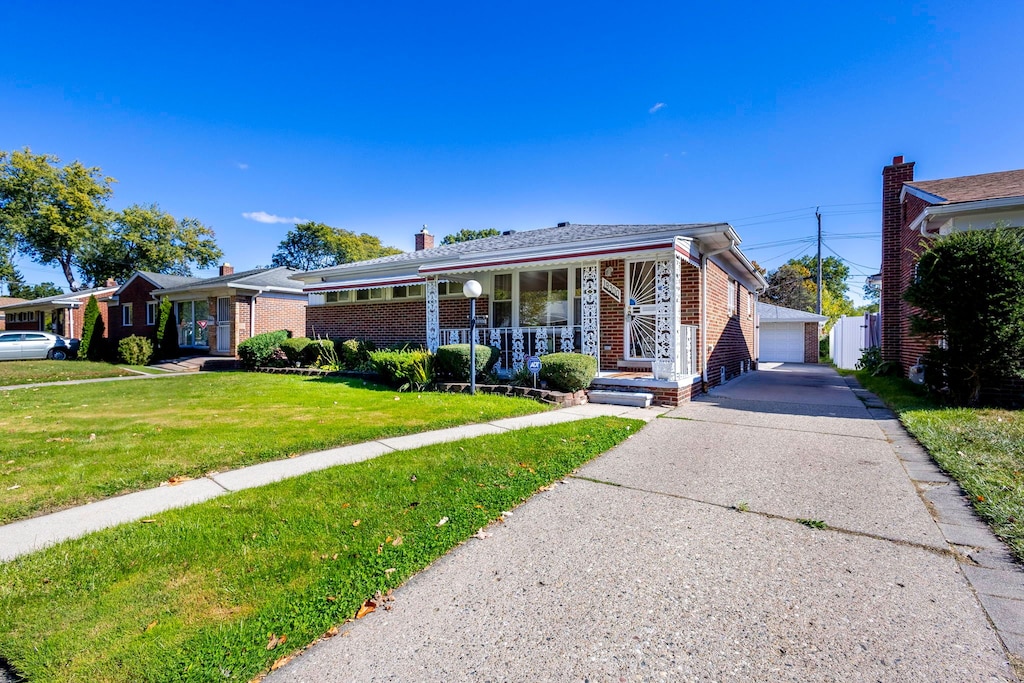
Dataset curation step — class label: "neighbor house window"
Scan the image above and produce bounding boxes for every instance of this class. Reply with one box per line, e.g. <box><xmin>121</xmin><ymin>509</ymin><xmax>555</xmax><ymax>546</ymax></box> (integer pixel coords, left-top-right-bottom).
<box><xmin>146</xmin><ymin>302</ymin><xmax>158</xmax><ymax>325</ymax></box>
<box><xmin>122</xmin><ymin>303</ymin><xmax>133</xmax><ymax>326</ymax></box>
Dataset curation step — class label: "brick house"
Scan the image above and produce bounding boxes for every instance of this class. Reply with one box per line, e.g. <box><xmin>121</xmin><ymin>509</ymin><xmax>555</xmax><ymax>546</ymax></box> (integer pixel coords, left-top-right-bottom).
<box><xmin>756</xmin><ymin>302</ymin><xmax>825</xmax><ymax>364</ymax></box>
<box><xmin>0</xmin><ymin>297</ymin><xmax>27</xmax><ymax>330</ymax></box>
<box><xmin>881</xmin><ymin>156</ymin><xmax>1024</xmax><ymax>398</ymax></box>
<box><xmin>292</xmin><ymin>223</ymin><xmax>767</xmax><ymax>405</ymax></box>
<box><xmin>0</xmin><ymin>284</ymin><xmax>118</xmax><ymax>339</ymax></box>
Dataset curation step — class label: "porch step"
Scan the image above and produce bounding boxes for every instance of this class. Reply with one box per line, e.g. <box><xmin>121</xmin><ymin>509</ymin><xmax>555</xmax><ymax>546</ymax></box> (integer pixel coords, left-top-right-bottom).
<box><xmin>200</xmin><ymin>358</ymin><xmax>241</xmax><ymax>372</ymax></box>
<box><xmin>616</xmin><ymin>360</ymin><xmax>652</xmax><ymax>370</ymax></box>
<box><xmin>587</xmin><ymin>390</ymin><xmax>653</xmax><ymax>408</ymax></box>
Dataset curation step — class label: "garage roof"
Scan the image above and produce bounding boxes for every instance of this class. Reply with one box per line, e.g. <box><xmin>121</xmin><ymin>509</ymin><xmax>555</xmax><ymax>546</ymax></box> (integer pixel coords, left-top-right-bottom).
<box><xmin>757</xmin><ymin>302</ymin><xmax>827</xmax><ymax>323</ymax></box>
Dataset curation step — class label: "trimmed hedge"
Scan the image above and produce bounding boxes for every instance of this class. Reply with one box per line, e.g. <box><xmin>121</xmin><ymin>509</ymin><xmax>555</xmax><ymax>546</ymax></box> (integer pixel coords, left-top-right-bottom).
<box><xmin>117</xmin><ymin>335</ymin><xmax>154</xmax><ymax>366</ymax></box>
<box><xmin>538</xmin><ymin>352</ymin><xmax>597</xmax><ymax>392</ymax></box>
<box><xmin>304</xmin><ymin>339</ymin><xmax>335</xmax><ymax>367</ymax></box>
<box><xmin>369</xmin><ymin>349</ymin><xmax>433</xmax><ymax>389</ymax></box>
<box><xmin>237</xmin><ymin>330</ymin><xmax>291</xmax><ymax>369</ymax></box>
<box><xmin>280</xmin><ymin>337</ymin><xmax>312</xmax><ymax>365</ymax></box>
<box><xmin>434</xmin><ymin>344</ymin><xmax>499</xmax><ymax>382</ymax></box>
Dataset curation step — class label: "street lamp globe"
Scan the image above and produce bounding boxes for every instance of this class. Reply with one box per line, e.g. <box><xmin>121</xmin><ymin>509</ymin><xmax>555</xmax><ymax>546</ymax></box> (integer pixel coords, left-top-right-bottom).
<box><xmin>463</xmin><ymin>280</ymin><xmax>482</xmax><ymax>299</ymax></box>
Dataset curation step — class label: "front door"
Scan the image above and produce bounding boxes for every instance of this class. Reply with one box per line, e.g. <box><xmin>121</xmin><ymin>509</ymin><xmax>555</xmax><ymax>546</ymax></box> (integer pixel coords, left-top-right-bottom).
<box><xmin>216</xmin><ymin>297</ymin><xmax>231</xmax><ymax>353</ymax></box>
<box><xmin>626</xmin><ymin>260</ymin><xmax>658</xmax><ymax>360</ymax></box>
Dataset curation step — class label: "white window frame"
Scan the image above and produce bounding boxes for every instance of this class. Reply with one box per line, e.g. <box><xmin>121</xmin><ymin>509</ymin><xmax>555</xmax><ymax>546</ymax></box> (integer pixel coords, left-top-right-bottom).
<box><xmin>122</xmin><ymin>303</ymin><xmax>133</xmax><ymax>327</ymax></box>
<box><xmin>490</xmin><ymin>267</ymin><xmax>576</xmax><ymax>329</ymax></box>
<box><xmin>146</xmin><ymin>301</ymin><xmax>158</xmax><ymax>326</ymax></box>
<box><xmin>728</xmin><ymin>278</ymin><xmax>737</xmax><ymax>317</ymax></box>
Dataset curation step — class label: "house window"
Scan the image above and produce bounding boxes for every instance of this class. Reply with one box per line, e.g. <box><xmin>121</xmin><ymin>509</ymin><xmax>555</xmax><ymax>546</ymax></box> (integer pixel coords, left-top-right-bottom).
<box><xmin>146</xmin><ymin>302</ymin><xmax>158</xmax><ymax>326</ymax></box>
<box><xmin>747</xmin><ymin>292</ymin><xmax>754</xmax><ymax>319</ymax></box>
<box><xmin>324</xmin><ymin>290</ymin><xmax>352</xmax><ymax>303</ymax></box>
<box><xmin>519</xmin><ymin>268</ymin><xmax>568</xmax><ymax>327</ymax></box>
<box><xmin>491</xmin><ymin>274</ymin><xmax>513</xmax><ymax>327</ymax></box>
<box><xmin>728</xmin><ymin>278</ymin><xmax>737</xmax><ymax>316</ymax></box>
<box><xmin>356</xmin><ymin>288</ymin><xmax>384</xmax><ymax>301</ymax></box>
<box><xmin>175</xmin><ymin>300</ymin><xmax>210</xmax><ymax>347</ymax></box>
<box><xmin>392</xmin><ymin>284</ymin><xmax>423</xmax><ymax>299</ymax></box>
<box><xmin>122</xmin><ymin>303</ymin><xmax>133</xmax><ymax>327</ymax></box>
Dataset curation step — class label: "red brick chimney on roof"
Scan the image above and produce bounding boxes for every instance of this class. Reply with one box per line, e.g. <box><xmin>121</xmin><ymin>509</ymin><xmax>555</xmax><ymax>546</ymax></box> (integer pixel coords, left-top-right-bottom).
<box><xmin>415</xmin><ymin>225</ymin><xmax>434</xmax><ymax>251</ymax></box>
<box><xmin>219</xmin><ymin>263</ymin><xmax>234</xmax><ymax>277</ymax></box>
<box><xmin>881</xmin><ymin>155</ymin><xmax>915</xmax><ymax>366</ymax></box>
<box><xmin>105</xmin><ymin>278</ymin><xmax>117</xmax><ymax>287</ymax></box>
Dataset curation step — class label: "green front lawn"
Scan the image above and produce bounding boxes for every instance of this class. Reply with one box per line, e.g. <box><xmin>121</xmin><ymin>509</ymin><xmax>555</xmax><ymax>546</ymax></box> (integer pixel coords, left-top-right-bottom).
<box><xmin>0</xmin><ymin>417</ymin><xmax>640</xmax><ymax>683</ymax></box>
<box><xmin>0</xmin><ymin>360</ymin><xmax>138</xmax><ymax>386</ymax></box>
<box><xmin>849</xmin><ymin>370</ymin><xmax>1024</xmax><ymax>560</ymax></box>
<box><xmin>0</xmin><ymin>373</ymin><xmax>546</xmax><ymax>524</ymax></box>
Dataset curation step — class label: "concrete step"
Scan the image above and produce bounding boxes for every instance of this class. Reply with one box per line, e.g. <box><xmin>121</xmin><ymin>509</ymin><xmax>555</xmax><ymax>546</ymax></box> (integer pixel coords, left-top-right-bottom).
<box><xmin>587</xmin><ymin>390</ymin><xmax>653</xmax><ymax>408</ymax></box>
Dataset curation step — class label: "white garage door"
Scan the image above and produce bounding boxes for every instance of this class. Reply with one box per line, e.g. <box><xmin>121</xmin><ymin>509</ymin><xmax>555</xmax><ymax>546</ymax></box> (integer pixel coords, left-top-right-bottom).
<box><xmin>760</xmin><ymin>323</ymin><xmax>805</xmax><ymax>362</ymax></box>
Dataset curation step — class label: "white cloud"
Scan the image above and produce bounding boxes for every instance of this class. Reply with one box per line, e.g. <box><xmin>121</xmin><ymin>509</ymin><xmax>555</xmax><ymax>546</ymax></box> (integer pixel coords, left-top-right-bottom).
<box><xmin>242</xmin><ymin>211</ymin><xmax>307</xmax><ymax>224</ymax></box>
<box><xmin>236</xmin><ymin>162</ymin><xmax>249</xmax><ymax>170</ymax></box>
<box><xmin>649</xmin><ymin>102</ymin><xmax>665</xmax><ymax>114</ymax></box>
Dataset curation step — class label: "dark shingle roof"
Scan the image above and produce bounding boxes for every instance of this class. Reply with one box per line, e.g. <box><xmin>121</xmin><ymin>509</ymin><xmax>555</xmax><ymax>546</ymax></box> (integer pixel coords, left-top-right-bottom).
<box><xmin>137</xmin><ymin>271</ymin><xmax>203</xmax><ymax>289</ymax></box>
<box><xmin>302</xmin><ymin>223</ymin><xmax>724</xmax><ymax>275</ymax></box>
<box><xmin>0</xmin><ymin>285</ymin><xmax>116</xmax><ymax>309</ymax></box>
<box><xmin>907</xmin><ymin>169</ymin><xmax>1024</xmax><ymax>204</ymax></box>
<box><xmin>757</xmin><ymin>302</ymin><xmax>827</xmax><ymax>323</ymax></box>
<box><xmin>158</xmin><ymin>267</ymin><xmax>304</xmax><ymax>294</ymax></box>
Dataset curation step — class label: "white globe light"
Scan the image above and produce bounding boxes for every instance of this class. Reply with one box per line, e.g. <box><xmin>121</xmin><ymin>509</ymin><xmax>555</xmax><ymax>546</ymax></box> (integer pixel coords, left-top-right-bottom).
<box><xmin>462</xmin><ymin>280</ymin><xmax>483</xmax><ymax>299</ymax></box>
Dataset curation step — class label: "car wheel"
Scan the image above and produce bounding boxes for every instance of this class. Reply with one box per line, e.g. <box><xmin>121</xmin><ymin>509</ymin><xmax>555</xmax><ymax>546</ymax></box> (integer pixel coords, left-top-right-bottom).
<box><xmin>48</xmin><ymin>349</ymin><xmax>68</xmax><ymax>361</ymax></box>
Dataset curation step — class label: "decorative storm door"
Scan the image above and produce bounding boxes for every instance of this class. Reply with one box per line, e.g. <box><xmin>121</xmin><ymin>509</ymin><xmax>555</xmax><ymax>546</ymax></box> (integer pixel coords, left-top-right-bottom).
<box><xmin>626</xmin><ymin>260</ymin><xmax>658</xmax><ymax>359</ymax></box>
<box><xmin>216</xmin><ymin>297</ymin><xmax>232</xmax><ymax>353</ymax></box>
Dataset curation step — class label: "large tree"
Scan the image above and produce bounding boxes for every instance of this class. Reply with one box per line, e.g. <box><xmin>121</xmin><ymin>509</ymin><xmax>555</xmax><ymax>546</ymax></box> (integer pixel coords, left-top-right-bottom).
<box><xmin>78</xmin><ymin>204</ymin><xmax>222</xmax><ymax>285</ymax></box>
<box><xmin>905</xmin><ymin>228</ymin><xmax>1024</xmax><ymax>405</ymax></box>
<box><xmin>441</xmin><ymin>228</ymin><xmax>501</xmax><ymax>245</ymax></box>
<box><xmin>792</xmin><ymin>255</ymin><xmax>850</xmax><ymax>301</ymax></box>
<box><xmin>270</xmin><ymin>221</ymin><xmax>402</xmax><ymax>271</ymax></box>
<box><xmin>0</xmin><ymin>148</ymin><xmax>114</xmax><ymax>290</ymax></box>
<box><xmin>763</xmin><ymin>262</ymin><xmax>815</xmax><ymax>311</ymax></box>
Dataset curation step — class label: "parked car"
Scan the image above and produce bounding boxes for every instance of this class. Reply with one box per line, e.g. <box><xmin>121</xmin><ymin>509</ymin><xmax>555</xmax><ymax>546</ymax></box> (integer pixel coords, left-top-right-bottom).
<box><xmin>0</xmin><ymin>331</ymin><xmax>80</xmax><ymax>360</ymax></box>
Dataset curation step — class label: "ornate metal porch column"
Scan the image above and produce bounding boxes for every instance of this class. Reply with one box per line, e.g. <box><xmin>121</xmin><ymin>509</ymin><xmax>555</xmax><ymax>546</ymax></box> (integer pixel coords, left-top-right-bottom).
<box><xmin>425</xmin><ymin>278</ymin><xmax>440</xmax><ymax>352</ymax></box>
<box><xmin>654</xmin><ymin>254</ymin><xmax>682</xmax><ymax>379</ymax></box>
<box><xmin>580</xmin><ymin>263</ymin><xmax>599</xmax><ymax>359</ymax></box>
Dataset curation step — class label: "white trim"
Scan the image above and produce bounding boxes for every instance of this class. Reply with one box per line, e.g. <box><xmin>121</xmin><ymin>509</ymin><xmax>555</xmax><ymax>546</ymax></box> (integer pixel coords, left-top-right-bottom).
<box><xmin>907</xmin><ymin>196</ymin><xmax>1024</xmax><ymax>235</ymax></box>
<box><xmin>900</xmin><ymin>184</ymin><xmax>948</xmax><ymax>205</ymax></box>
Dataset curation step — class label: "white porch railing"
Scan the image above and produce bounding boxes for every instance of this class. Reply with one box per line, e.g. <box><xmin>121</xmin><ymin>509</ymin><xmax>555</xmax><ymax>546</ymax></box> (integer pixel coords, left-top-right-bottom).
<box><xmin>439</xmin><ymin>326</ymin><xmax>582</xmax><ymax>373</ymax></box>
<box><xmin>679</xmin><ymin>324</ymin><xmax>699</xmax><ymax>377</ymax></box>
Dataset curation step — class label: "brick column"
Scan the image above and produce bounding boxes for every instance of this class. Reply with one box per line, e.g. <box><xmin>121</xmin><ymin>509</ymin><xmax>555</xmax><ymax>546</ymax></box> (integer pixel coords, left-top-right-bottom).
<box><xmin>881</xmin><ymin>156</ymin><xmax>914</xmax><ymax>367</ymax></box>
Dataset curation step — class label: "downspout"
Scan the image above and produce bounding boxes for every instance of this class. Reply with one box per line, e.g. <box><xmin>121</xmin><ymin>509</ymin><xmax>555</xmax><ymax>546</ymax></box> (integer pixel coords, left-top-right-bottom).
<box><xmin>700</xmin><ymin>240</ymin><xmax>736</xmax><ymax>389</ymax></box>
<box><xmin>249</xmin><ymin>289</ymin><xmax>265</xmax><ymax>341</ymax></box>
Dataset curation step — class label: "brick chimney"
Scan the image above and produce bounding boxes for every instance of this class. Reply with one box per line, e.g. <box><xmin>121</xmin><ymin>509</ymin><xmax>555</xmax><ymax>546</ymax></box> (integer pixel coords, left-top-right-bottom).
<box><xmin>881</xmin><ymin>155</ymin><xmax>914</xmax><ymax>366</ymax></box>
<box><xmin>219</xmin><ymin>263</ymin><xmax>234</xmax><ymax>277</ymax></box>
<box><xmin>415</xmin><ymin>225</ymin><xmax>434</xmax><ymax>251</ymax></box>
<box><xmin>105</xmin><ymin>278</ymin><xmax>117</xmax><ymax>287</ymax></box>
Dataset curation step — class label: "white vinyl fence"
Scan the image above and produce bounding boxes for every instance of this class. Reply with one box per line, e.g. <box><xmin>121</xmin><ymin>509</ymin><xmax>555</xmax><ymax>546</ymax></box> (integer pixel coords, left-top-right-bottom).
<box><xmin>830</xmin><ymin>314</ymin><xmax>880</xmax><ymax>370</ymax></box>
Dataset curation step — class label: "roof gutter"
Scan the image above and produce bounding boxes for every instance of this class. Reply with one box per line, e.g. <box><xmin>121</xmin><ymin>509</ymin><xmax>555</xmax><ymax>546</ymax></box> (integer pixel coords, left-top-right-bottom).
<box><xmin>908</xmin><ymin>196</ymin><xmax>1024</xmax><ymax>236</ymax></box>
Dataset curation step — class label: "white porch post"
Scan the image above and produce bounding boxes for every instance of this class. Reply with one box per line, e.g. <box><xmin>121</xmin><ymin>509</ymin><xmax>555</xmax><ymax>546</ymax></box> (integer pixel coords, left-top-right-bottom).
<box><xmin>580</xmin><ymin>263</ymin><xmax>599</xmax><ymax>359</ymax></box>
<box><xmin>654</xmin><ymin>254</ymin><xmax>681</xmax><ymax>379</ymax></box>
<box><xmin>425</xmin><ymin>278</ymin><xmax>440</xmax><ymax>352</ymax></box>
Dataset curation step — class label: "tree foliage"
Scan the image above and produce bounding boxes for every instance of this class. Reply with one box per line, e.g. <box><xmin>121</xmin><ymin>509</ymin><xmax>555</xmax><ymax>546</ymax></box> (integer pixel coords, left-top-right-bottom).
<box><xmin>270</xmin><ymin>221</ymin><xmax>402</xmax><ymax>271</ymax></box>
<box><xmin>79</xmin><ymin>204</ymin><xmax>222</xmax><ymax>285</ymax></box>
<box><xmin>904</xmin><ymin>228</ymin><xmax>1024</xmax><ymax>406</ymax></box>
<box><xmin>791</xmin><ymin>255</ymin><xmax>850</xmax><ymax>301</ymax></box>
<box><xmin>440</xmin><ymin>228</ymin><xmax>501</xmax><ymax>245</ymax></box>
<box><xmin>0</xmin><ymin>148</ymin><xmax>223</xmax><ymax>290</ymax></box>
<box><xmin>155</xmin><ymin>296</ymin><xmax>180</xmax><ymax>360</ymax></box>
<box><xmin>764</xmin><ymin>256</ymin><xmax>857</xmax><ymax>329</ymax></box>
<box><xmin>763</xmin><ymin>263</ymin><xmax>815</xmax><ymax>311</ymax></box>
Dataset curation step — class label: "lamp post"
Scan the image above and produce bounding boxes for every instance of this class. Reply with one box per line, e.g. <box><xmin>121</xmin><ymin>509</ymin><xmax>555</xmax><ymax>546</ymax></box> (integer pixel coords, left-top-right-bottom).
<box><xmin>463</xmin><ymin>279</ymin><xmax>482</xmax><ymax>395</ymax></box>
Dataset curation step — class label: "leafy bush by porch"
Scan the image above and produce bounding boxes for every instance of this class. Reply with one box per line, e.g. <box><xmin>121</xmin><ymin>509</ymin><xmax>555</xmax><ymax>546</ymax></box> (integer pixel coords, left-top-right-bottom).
<box><xmin>338</xmin><ymin>338</ymin><xmax>376</xmax><ymax>369</ymax></box>
<box><xmin>434</xmin><ymin>343</ymin><xmax>499</xmax><ymax>382</ymax></box>
<box><xmin>369</xmin><ymin>349</ymin><xmax>433</xmax><ymax>389</ymax></box>
<box><xmin>279</xmin><ymin>337</ymin><xmax>312</xmax><ymax>365</ymax></box>
<box><xmin>116</xmin><ymin>335</ymin><xmax>154</xmax><ymax>366</ymax></box>
<box><xmin>538</xmin><ymin>352</ymin><xmax>597</xmax><ymax>392</ymax></box>
<box><xmin>78</xmin><ymin>294</ymin><xmax>103</xmax><ymax>360</ymax></box>
<box><xmin>305</xmin><ymin>338</ymin><xmax>335</xmax><ymax>366</ymax></box>
<box><xmin>237</xmin><ymin>329</ymin><xmax>290</xmax><ymax>369</ymax></box>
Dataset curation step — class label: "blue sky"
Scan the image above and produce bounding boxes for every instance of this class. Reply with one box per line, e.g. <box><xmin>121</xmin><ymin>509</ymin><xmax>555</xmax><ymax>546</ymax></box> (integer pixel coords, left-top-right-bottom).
<box><xmin>3</xmin><ymin>1</ymin><xmax>1022</xmax><ymax>304</ymax></box>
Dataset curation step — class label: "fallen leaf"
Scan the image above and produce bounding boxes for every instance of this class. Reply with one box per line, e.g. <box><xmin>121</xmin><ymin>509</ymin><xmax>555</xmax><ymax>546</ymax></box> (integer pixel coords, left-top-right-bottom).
<box><xmin>356</xmin><ymin>600</ymin><xmax>376</xmax><ymax>619</ymax></box>
<box><xmin>140</xmin><ymin>519</ymin><xmax>157</xmax><ymax>524</ymax></box>
<box><xmin>341</xmin><ymin>502</ymin><xmax>351</xmax><ymax>509</ymax></box>
<box><xmin>271</xmin><ymin>655</ymin><xmax>294</xmax><ymax>670</ymax></box>
<box><xmin>391</xmin><ymin>536</ymin><xmax>403</xmax><ymax>546</ymax></box>
<box><xmin>325</xmin><ymin>625</ymin><xmax>340</xmax><ymax>637</ymax></box>
<box><xmin>326</xmin><ymin>595</ymin><xmax>337</xmax><ymax>602</ymax></box>
<box><xmin>385</xmin><ymin>567</ymin><xmax>397</xmax><ymax>575</ymax></box>
<box><xmin>473</xmin><ymin>528</ymin><xmax>492</xmax><ymax>540</ymax></box>
<box><xmin>6</xmin><ymin>484</ymin><xmax>20</xmax><ymax>491</ymax></box>
<box><xmin>145</xmin><ymin>620</ymin><xmax>158</xmax><ymax>632</ymax></box>
<box><xmin>410</xmin><ymin>475</ymin><xmax>417</xmax><ymax>482</ymax></box>
<box><xmin>332</xmin><ymin>553</ymin><xmax>339</xmax><ymax>560</ymax></box>
<box><xmin>266</xmin><ymin>633</ymin><xmax>281</xmax><ymax>650</ymax></box>
<box><xmin>352</xmin><ymin>519</ymin><xmax>361</xmax><ymax>527</ymax></box>
<box><xmin>376</xmin><ymin>543</ymin><xmax>384</xmax><ymax>554</ymax></box>
<box><xmin>88</xmin><ymin>433</ymin><xmax>96</xmax><ymax>441</ymax></box>
<box><xmin>436</xmin><ymin>516</ymin><xmax>449</xmax><ymax>527</ymax></box>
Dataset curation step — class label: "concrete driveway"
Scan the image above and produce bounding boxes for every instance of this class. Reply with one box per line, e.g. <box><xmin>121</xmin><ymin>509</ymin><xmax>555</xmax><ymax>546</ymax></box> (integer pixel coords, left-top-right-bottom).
<box><xmin>270</xmin><ymin>363</ymin><xmax>1020</xmax><ymax>682</ymax></box>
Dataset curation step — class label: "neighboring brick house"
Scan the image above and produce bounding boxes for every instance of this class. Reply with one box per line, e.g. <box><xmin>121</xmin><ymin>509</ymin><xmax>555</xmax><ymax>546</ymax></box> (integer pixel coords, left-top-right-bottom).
<box><xmin>292</xmin><ymin>223</ymin><xmax>767</xmax><ymax>405</ymax></box>
<box><xmin>0</xmin><ymin>297</ymin><xmax>27</xmax><ymax>330</ymax></box>
<box><xmin>0</xmin><ymin>284</ymin><xmax>117</xmax><ymax>339</ymax></box>
<box><xmin>148</xmin><ymin>265</ymin><xmax>307</xmax><ymax>356</ymax></box>
<box><xmin>880</xmin><ymin>157</ymin><xmax>1024</xmax><ymax>400</ymax></box>
<box><xmin>756</xmin><ymin>302</ymin><xmax>825</xmax><ymax>364</ymax></box>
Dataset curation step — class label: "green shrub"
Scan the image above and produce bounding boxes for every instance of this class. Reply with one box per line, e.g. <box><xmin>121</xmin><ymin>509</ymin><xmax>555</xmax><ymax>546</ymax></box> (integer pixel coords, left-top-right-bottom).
<box><xmin>538</xmin><ymin>352</ymin><xmax>597</xmax><ymax>392</ymax></box>
<box><xmin>433</xmin><ymin>344</ymin><xmax>499</xmax><ymax>382</ymax></box>
<box><xmin>237</xmin><ymin>330</ymin><xmax>290</xmax><ymax>369</ymax></box>
<box><xmin>369</xmin><ymin>349</ymin><xmax>433</xmax><ymax>390</ymax></box>
<box><xmin>280</xmin><ymin>337</ymin><xmax>312</xmax><ymax>365</ymax></box>
<box><xmin>338</xmin><ymin>339</ymin><xmax>376</xmax><ymax>369</ymax></box>
<box><xmin>78</xmin><ymin>295</ymin><xmax>105</xmax><ymax>361</ymax></box>
<box><xmin>117</xmin><ymin>335</ymin><xmax>154</xmax><ymax>366</ymax></box>
<box><xmin>155</xmin><ymin>297</ymin><xmax>180</xmax><ymax>360</ymax></box>
<box><xmin>304</xmin><ymin>339</ymin><xmax>335</xmax><ymax>367</ymax></box>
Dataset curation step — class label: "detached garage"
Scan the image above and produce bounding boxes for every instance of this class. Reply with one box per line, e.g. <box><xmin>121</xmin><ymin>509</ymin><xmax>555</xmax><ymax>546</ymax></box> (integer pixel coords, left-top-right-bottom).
<box><xmin>756</xmin><ymin>303</ymin><xmax>826</xmax><ymax>364</ymax></box>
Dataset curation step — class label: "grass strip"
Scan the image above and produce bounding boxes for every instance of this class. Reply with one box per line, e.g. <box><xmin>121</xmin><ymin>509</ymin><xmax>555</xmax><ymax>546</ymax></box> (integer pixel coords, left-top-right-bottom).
<box><xmin>0</xmin><ymin>416</ymin><xmax>640</xmax><ymax>682</ymax></box>
<box><xmin>0</xmin><ymin>360</ymin><xmax>137</xmax><ymax>386</ymax></box>
<box><xmin>848</xmin><ymin>370</ymin><xmax>1024</xmax><ymax>560</ymax></box>
<box><xmin>0</xmin><ymin>373</ymin><xmax>545</xmax><ymax>524</ymax></box>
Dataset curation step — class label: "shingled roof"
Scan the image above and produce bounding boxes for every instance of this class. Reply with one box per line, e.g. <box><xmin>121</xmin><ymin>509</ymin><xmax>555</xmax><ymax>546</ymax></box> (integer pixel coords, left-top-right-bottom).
<box><xmin>756</xmin><ymin>302</ymin><xmax>827</xmax><ymax>323</ymax></box>
<box><xmin>906</xmin><ymin>169</ymin><xmax>1024</xmax><ymax>205</ymax></box>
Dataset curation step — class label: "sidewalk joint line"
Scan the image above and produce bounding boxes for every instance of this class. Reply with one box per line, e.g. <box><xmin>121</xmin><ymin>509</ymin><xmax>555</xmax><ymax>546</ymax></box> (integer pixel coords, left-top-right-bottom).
<box><xmin>658</xmin><ymin>414</ymin><xmax>887</xmax><ymax>441</ymax></box>
<box><xmin>570</xmin><ymin>475</ymin><xmax>956</xmax><ymax>558</ymax></box>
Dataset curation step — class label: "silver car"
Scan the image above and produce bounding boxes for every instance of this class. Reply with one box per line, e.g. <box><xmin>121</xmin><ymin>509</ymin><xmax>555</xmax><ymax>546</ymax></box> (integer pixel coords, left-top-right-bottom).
<box><xmin>0</xmin><ymin>331</ymin><xmax>80</xmax><ymax>361</ymax></box>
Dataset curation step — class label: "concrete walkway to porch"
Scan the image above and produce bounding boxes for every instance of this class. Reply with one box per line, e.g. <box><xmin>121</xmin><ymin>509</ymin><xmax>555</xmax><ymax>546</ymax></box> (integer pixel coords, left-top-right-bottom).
<box><xmin>268</xmin><ymin>363</ymin><xmax>1023</xmax><ymax>682</ymax></box>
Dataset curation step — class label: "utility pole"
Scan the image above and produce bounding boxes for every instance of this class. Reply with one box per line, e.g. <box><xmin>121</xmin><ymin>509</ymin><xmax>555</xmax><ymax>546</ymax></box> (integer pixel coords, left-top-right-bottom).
<box><xmin>816</xmin><ymin>207</ymin><xmax>823</xmax><ymax>316</ymax></box>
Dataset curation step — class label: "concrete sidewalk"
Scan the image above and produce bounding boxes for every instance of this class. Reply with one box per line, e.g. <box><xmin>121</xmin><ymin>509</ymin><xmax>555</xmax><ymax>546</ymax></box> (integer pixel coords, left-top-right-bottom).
<box><xmin>0</xmin><ymin>402</ymin><xmax>661</xmax><ymax>561</ymax></box>
<box><xmin>270</xmin><ymin>364</ymin><xmax>1023</xmax><ymax>682</ymax></box>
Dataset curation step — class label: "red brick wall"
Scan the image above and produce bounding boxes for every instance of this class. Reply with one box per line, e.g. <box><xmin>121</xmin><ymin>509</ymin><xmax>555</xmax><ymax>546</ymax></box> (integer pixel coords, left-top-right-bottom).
<box><xmin>599</xmin><ymin>260</ymin><xmax>625</xmax><ymax>370</ymax></box>
<box><xmin>705</xmin><ymin>260</ymin><xmax>755</xmax><ymax>387</ymax></box>
<box><xmin>803</xmin><ymin>322</ymin><xmax>820</xmax><ymax>363</ymax></box>
<box><xmin>897</xmin><ymin>194</ymin><xmax>934</xmax><ymax>373</ymax></box>
<box><xmin>881</xmin><ymin>158</ymin><xmax>916</xmax><ymax>367</ymax></box>
<box><xmin>4</xmin><ymin>316</ymin><xmax>44</xmax><ymax>332</ymax></box>
<box><xmin>109</xmin><ymin>278</ymin><xmax>160</xmax><ymax>344</ymax></box>
<box><xmin>253</xmin><ymin>294</ymin><xmax>307</xmax><ymax>338</ymax></box>
<box><xmin>6</xmin><ymin>298</ymin><xmax>111</xmax><ymax>339</ymax></box>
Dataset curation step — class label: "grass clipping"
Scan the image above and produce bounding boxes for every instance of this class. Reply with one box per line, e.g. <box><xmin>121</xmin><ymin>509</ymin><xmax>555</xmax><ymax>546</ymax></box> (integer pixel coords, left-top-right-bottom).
<box><xmin>0</xmin><ymin>416</ymin><xmax>640</xmax><ymax>683</ymax></box>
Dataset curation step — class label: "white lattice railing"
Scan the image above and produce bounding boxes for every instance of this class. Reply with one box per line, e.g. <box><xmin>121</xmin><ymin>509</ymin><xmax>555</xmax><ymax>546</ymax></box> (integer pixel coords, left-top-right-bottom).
<box><xmin>679</xmin><ymin>324</ymin><xmax>699</xmax><ymax>377</ymax></box>
<box><xmin>439</xmin><ymin>326</ymin><xmax>582</xmax><ymax>373</ymax></box>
